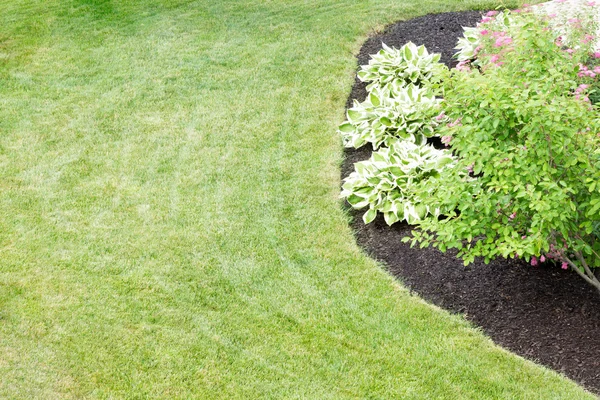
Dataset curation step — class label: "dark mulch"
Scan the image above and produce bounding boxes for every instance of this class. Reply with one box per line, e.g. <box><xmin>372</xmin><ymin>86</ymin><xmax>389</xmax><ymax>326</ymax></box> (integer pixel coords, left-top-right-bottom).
<box><xmin>342</xmin><ymin>10</ymin><xmax>600</xmax><ymax>395</ymax></box>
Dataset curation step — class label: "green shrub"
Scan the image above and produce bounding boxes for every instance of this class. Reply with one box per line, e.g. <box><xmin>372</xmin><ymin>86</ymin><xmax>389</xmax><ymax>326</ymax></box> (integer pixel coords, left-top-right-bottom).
<box><xmin>408</xmin><ymin>9</ymin><xmax>600</xmax><ymax>293</ymax></box>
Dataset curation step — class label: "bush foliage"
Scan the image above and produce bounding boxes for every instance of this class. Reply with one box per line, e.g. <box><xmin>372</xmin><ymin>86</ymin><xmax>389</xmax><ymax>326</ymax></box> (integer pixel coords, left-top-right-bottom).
<box><xmin>341</xmin><ymin>6</ymin><xmax>600</xmax><ymax>293</ymax></box>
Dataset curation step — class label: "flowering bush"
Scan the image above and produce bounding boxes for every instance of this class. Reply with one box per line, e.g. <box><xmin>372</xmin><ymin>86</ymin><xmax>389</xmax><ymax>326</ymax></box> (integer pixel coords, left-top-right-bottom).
<box><xmin>339</xmin><ymin>83</ymin><xmax>444</xmax><ymax>149</ymax></box>
<box><xmin>357</xmin><ymin>42</ymin><xmax>446</xmax><ymax>92</ymax></box>
<box><xmin>341</xmin><ymin>140</ymin><xmax>456</xmax><ymax>225</ymax></box>
<box><xmin>407</xmin><ymin>9</ymin><xmax>600</xmax><ymax>293</ymax></box>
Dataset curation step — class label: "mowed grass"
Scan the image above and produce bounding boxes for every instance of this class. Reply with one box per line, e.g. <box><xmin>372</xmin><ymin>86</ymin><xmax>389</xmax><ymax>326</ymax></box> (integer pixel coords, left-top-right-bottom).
<box><xmin>0</xmin><ymin>0</ymin><xmax>592</xmax><ymax>398</ymax></box>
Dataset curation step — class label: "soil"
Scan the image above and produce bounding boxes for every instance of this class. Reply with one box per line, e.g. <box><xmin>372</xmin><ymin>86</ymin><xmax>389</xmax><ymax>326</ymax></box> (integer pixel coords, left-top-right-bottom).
<box><xmin>342</xmin><ymin>10</ymin><xmax>600</xmax><ymax>395</ymax></box>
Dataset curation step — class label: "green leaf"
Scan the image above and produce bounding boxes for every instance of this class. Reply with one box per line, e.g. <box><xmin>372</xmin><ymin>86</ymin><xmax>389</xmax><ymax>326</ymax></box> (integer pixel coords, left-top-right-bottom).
<box><xmin>363</xmin><ymin>208</ymin><xmax>377</xmax><ymax>224</ymax></box>
<box><xmin>369</xmin><ymin>92</ymin><xmax>381</xmax><ymax>107</ymax></box>
<box><xmin>338</xmin><ymin>122</ymin><xmax>354</xmax><ymax>133</ymax></box>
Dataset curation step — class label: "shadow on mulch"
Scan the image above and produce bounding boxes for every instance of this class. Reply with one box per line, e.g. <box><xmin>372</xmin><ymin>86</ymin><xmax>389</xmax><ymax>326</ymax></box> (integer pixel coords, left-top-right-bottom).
<box><xmin>342</xmin><ymin>10</ymin><xmax>600</xmax><ymax>395</ymax></box>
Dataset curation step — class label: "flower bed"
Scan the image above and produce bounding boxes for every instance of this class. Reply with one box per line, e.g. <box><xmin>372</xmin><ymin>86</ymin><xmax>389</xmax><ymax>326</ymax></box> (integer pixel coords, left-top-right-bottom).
<box><xmin>342</xmin><ymin>8</ymin><xmax>600</xmax><ymax>394</ymax></box>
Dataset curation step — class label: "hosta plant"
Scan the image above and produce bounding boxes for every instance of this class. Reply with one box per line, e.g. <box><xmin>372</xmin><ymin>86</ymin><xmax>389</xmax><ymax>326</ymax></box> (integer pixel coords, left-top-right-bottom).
<box><xmin>408</xmin><ymin>9</ymin><xmax>600</xmax><ymax>293</ymax></box>
<box><xmin>357</xmin><ymin>42</ymin><xmax>446</xmax><ymax>92</ymax></box>
<box><xmin>339</xmin><ymin>83</ymin><xmax>444</xmax><ymax>149</ymax></box>
<box><xmin>341</xmin><ymin>141</ymin><xmax>456</xmax><ymax>225</ymax></box>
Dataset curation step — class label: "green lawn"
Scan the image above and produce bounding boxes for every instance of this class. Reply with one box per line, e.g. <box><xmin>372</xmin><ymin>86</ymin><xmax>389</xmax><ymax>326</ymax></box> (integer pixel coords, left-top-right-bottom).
<box><xmin>0</xmin><ymin>0</ymin><xmax>594</xmax><ymax>398</ymax></box>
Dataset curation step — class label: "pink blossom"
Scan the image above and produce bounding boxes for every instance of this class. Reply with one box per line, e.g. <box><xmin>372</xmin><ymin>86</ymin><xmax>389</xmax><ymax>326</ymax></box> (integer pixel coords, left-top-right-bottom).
<box><xmin>561</xmin><ymin>262</ymin><xmax>569</xmax><ymax>270</ymax></box>
<box><xmin>494</xmin><ymin>37</ymin><xmax>513</xmax><ymax>47</ymax></box>
<box><xmin>540</xmin><ymin>255</ymin><xmax>546</xmax><ymax>263</ymax></box>
<box><xmin>556</xmin><ymin>0</ymin><xmax>566</xmax><ymax>3</ymax></box>
<box><xmin>548</xmin><ymin>13</ymin><xmax>558</xmax><ymax>18</ymax></box>
<box><xmin>480</xmin><ymin>29</ymin><xmax>489</xmax><ymax>35</ymax></box>
<box><xmin>576</xmin><ymin>84</ymin><xmax>590</xmax><ymax>95</ymax></box>
<box><xmin>566</xmin><ymin>48</ymin><xmax>575</xmax><ymax>54</ymax></box>
<box><xmin>531</xmin><ymin>256</ymin><xmax>538</xmax><ymax>266</ymax></box>
<box><xmin>447</xmin><ymin>118</ymin><xmax>462</xmax><ymax>128</ymax></box>
<box><xmin>509</xmin><ymin>212</ymin><xmax>516</xmax><ymax>220</ymax></box>
<box><xmin>435</xmin><ymin>112</ymin><xmax>446</xmax><ymax>121</ymax></box>
<box><xmin>555</xmin><ymin>37</ymin><xmax>564</xmax><ymax>46</ymax></box>
<box><xmin>441</xmin><ymin>136</ymin><xmax>452</xmax><ymax>146</ymax></box>
<box><xmin>466</xmin><ymin>163</ymin><xmax>474</xmax><ymax>173</ymax></box>
<box><xmin>486</xmin><ymin>11</ymin><xmax>499</xmax><ymax>17</ymax></box>
<box><xmin>593</xmin><ymin>52</ymin><xmax>600</xmax><ymax>58</ymax></box>
<box><xmin>593</xmin><ymin>66</ymin><xmax>600</xmax><ymax>73</ymax></box>
<box><xmin>586</xmin><ymin>1</ymin><xmax>596</xmax><ymax>6</ymax></box>
<box><xmin>522</xmin><ymin>235</ymin><xmax>527</xmax><ymax>239</ymax></box>
<box><xmin>568</xmin><ymin>18</ymin><xmax>581</xmax><ymax>24</ymax></box>
<box><xmin>481</xmin><ymin>16</ymin><xmax>493</xmax><ymax>23</ymax></box>
<box><xmin>456</xmin><ymin>60</ymin><xmax>471</xmax><ymax>72</ymax></box>
<box><xmin>490</xmin><ymin>54</ymin><xmax>501</xmax><ymax>63</ymax></box>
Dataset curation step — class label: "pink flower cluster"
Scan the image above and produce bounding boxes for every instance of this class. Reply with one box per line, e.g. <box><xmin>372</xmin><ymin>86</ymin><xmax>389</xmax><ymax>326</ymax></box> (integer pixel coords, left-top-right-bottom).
<box><xmin>578</xmin><ymin>64</ymin><xmax>600</xmax><ymax>78</ymax></box>
<box><xmin>540</xmin><ymin>244</ymin><xmax>570</xmax><ymax>269</ymax></box>
<box><xmin>441</xmin><ymin>136</ymin><xmax>452</xmax><ymax>146</ymax></box>
<box><xmin>530</xmin><ymin>256</ymin><xmax>538</xmax><ymax>266</ymax></box>
<box><xmin>494</xmin><ymin>36</ymin><xmax>513</xmax><ymax>47</ymax></box>
<box><xmin>456</xmin><ymin>60</ymin><xmax>471</xmax><ymax>72</ymax></box>
<box><xmin>555</xmin><ymin>36</ymin><xmax>564</xmax><ymax>47</ymax></box>
<box><xmin>447</xmin><ymin>118</ymin><xmax>462</xmax><ymax>128</ymax></box>
<box><xmin>489</xmin><ymin>54</ymin><xmax>503</xmax><ymax>66</ymax></box>
<box><xmin>575</xmin><ymin>83</ymin><xmax>591</xmax><ymax>102</ymax></box>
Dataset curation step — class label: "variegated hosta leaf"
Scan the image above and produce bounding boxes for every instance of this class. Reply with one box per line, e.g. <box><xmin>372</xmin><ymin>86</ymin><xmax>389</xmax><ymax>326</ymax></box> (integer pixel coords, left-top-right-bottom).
<box><xmin>339</xmin><ymin>84</ymin><xmax>443</xmax><ymax>149</ymax></box>
<box><xmin>340</xmin><ymin>141</ymin><xmax>456</xmax><ymax>225</ymax></box>
<box><xmin>454</xmin><ymin>26</ymin><xmax>481</xmax><ymax>63</ymax></box>
<box><xmin>357</xmin><ymin>42</ymin><xmax>446</xmax><ymax>93</ymax></box>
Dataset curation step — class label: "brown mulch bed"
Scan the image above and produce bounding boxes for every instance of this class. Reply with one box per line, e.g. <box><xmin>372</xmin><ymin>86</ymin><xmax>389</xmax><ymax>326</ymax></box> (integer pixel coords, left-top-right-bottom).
<box><xmin>342</xmin><ymin>10</ymin><xmax>600</xmax><ymax>395</ymax></box>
